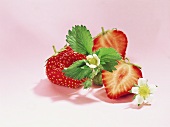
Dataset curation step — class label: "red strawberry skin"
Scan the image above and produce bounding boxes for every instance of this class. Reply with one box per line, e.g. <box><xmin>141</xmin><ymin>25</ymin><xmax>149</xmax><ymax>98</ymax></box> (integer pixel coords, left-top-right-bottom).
<box><xmin>93</xmin><ymin>29</ymin><xmax>128</xmax><ymax>59</ymax></box>
<box><xmin>102</xmin><ymin>61</ymin><xmax>142</xmax><ymax>99</ymax></box>
<box><xmin>46</xmin><ymin>46</ymin><xmax>86</xmax><ymax>88</ymax></box>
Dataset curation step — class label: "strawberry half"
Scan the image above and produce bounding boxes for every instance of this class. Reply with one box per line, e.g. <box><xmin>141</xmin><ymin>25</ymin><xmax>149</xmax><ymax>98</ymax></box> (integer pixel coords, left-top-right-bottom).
<box><xmin>102</xmin><ymin>61</ymin><xmax>142</xmax><ymax>99</ymax></box>
<box><xmin>93</xmin><ymin>28</ymin><xmax>128</xmax><ymax>59</ymax></box>
<box><xmin>46</xmin><ymin>46</ymin><xmax>86</xmax><ymax>88</ymax></box>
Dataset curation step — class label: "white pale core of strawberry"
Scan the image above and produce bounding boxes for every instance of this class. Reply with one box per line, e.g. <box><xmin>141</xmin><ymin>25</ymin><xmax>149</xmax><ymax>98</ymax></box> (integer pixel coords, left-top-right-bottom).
<box><xmin>131</xmin><ymin>78</ymin><xmax>157</xmax><ymax>105</ymax></box>
<box><xmin>86</xmin><ymin>54</ymin><xmax>100</xmax><ymax>68</ymax></box>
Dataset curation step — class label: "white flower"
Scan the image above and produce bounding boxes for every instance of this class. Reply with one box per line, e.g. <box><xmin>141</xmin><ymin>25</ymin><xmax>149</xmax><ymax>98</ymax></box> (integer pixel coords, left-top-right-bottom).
<box><xmin>131</xmin><ymin>78</ymin><xmax>157</xmax><ymax>106</ymax></box>
<box><xmin>86</xmin><ymin>54</ymin><xmax>100</xmax><ymax>68</ymax></box>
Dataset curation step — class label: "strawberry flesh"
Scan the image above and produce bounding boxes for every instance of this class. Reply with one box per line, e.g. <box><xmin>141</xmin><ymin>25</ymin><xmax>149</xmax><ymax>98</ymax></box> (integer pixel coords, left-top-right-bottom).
<box><xmin>102</xmin><ymin>61</ymin><xmax>142</xmax><ymax>99</ymax></box>
<box><xmin>93</xmin><ymin>29</ymin><xmax>128</xmax><ymax>59</ymax></box>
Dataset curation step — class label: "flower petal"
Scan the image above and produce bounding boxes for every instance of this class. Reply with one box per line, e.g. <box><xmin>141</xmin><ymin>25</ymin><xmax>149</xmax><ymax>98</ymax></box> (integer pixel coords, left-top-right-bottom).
<box><xmin>88</xmin><ymin>64</ymin><xmax>97</xmax><ymax>68</ymax></box>
<box><xmin>135</xmin><ymin>95</ymin><xmax>144</xmax><ymax>105</ymax></box>
<box><xmin>86</xmin><ymin>62</ymin><xmax>97</xmax><ymax>68</ymax></box>
<box><xmin>86</xmin><ymin>55</ymin><xmax>93</xmax><ymax>60</ymax></box>
<box><xmin>86</xmin><ymin>62</ymin><xmax>90</xmax><ymax>66</ymax></box>
<box><xmin>138</xmin><ymin>78</ymin><xmax>148</xmax><ymax>86</ymax></box>
<box><xmin>149</xmin><ymin>84</ymin><xmax>157</xmax><ymax>94</ymax></box>
<box><xmin>97</xmin><ymin>60</ymin><xmax>100</xmax><ymax>66</ymax></box>
<box><xmin>93</xmin><ymin>54</ymin><xmax>100</xmax><ymax>66</ymax></box>
<box><xmin>145</xmin><ymin>95</ymin><xmax>154</xmax><ymax>104</ymax></box>
<box><xmin>131</xmin><ymin>87</ymin><xmax>139</xmax><ymax>94</ymax></box>
<box><xmin>93</xmin><ymin>54</ymin><xmax>98</xmax><ymax>57</ymax></box>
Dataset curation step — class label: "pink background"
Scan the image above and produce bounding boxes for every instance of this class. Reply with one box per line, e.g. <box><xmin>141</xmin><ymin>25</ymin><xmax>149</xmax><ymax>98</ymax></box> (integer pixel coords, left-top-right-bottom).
<box><xmin>0</xmin><ymin>0</ymin><xmax>170</xmax><ymax>126</ymax></box>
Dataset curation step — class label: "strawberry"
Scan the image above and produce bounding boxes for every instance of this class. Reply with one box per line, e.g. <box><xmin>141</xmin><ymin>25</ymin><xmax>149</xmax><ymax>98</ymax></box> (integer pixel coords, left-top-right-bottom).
<box><xmin>93</xmin><ymin>27</ymin><xmax>128</xmax><ymax>59</ymax></box>
<box><xmin>102</xmin><ymin>61</ymin><xmax>142</xmax><ymax>99</ymax></box>
<box><xmin>46</xmin><ymin>46</ymin><xmax>86</xmax><ymax>88</ymax></box>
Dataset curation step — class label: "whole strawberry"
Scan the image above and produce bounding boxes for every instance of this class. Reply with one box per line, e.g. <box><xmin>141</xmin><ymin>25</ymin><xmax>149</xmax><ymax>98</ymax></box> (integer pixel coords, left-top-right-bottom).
<box><xmin>46</xmin><ymin>46</ymin><xmax>86</xmax><ymax>88</ymax></box>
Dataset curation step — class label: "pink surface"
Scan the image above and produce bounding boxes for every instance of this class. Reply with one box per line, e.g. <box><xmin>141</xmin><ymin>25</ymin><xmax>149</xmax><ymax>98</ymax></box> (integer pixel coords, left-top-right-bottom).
<box><xmin>0</xmin><ymin>0</ymin><xmax>170</xmax><ymax>127</ymax></box>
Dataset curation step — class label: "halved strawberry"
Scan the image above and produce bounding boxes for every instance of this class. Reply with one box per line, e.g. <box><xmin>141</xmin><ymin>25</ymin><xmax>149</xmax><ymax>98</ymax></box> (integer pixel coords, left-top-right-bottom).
<box><xmin>46</xmin><ymin>46</ymin><xmax>86</xmax><ymax>88</ymax></box>
<box><xmin>102</xmin><ymin>61</ymin><xmax>142</xmax><ymax>99</ymax></box>
<box><xmin>93</xmin><ymin>28</ymin><xmax>128</xmax><ymax>59</ymax></box>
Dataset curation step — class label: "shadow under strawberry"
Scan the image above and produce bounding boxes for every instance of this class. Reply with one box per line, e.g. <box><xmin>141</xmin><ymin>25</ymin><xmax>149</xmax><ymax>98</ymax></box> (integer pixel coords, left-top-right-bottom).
<box><xmin>93</xmin><ymin>88</ymin><xmax>134</xmax><ymax>104</ymax></box>
<box><xmin>33</xmin><ymin>79</ymin><xmax>99</xmax><ymax>105</ymax></box>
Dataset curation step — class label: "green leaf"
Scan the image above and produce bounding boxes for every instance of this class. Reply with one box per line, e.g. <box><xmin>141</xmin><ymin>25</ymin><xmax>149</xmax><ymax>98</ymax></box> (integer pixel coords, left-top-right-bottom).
<box><xmin>66</xmin><ymin>25</ymin><xmax>93</xmax><ymax>55</ymax></box>
<box><xmin>62</xmin><ymin>60</ymin><xmax>92</xmax><ymax>80</ymax></box>
<box><xmin>95</xmin><ymin>48</ymin><xmax>121</xmax><ymax>72</ymax></box>
<box><xmin>96</xmin><ymin>48</ymin><xmax>122</xmax><ymax>62</ymax></box>
<box><xmin>83</xmin><ymin>79</ymin><xmax>92</xmax><ymax>89</ymax></box>
<box><xmin>102</xmin><ymin>61</ymin><xmax>118</xmax><ymax>72</ymax></box>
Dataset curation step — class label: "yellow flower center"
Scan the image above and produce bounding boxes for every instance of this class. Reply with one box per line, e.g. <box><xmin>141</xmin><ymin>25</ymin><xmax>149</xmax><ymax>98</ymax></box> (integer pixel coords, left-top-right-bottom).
<box><xmin>138</xmin><ymin>84</ymin><xmax>150</xmax><ymax>99</ymax></box>
<box><xmin>88</xmin><ymin>58</ymin><xmax>98</xmax><ymax>65</ymax></box>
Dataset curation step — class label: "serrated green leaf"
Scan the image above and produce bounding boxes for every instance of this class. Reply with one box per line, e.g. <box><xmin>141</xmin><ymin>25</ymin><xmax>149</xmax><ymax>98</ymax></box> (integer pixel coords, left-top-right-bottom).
<box><xmin>62</xmin><ymin>60</ymin><xmax>92</xmax><ymax>80</ymax></box>
<box><xmin>95</xmin><ymin>48</ymin><xmax>121</xmax><ymax>72</ymax></box>
<box><xmin>66</xmin><ymin>25</ymin><xmax>93</xmax><ymax>55</ymax></box>
<box><xmin>96</xmin><ymin>48</ymin><xmax>122</xmax><ymax>62</ymax></box>
<box><xmin>83</xmin><ymin>79</ymin><xmax>92</xmax><ymax>89</ymax></box>
<box><xmin>102</xmin><ymin>61</ymin><xmax>118</xmax><ymax>72</ymax></box>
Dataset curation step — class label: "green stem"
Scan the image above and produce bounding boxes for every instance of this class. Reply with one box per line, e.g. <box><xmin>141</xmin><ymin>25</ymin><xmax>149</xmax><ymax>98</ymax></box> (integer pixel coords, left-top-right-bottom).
<box><xmin>52</xmin><ymin>45</ymin><xmax>57</xmax><ymax>54</ymax></box>
<box><xmin>101</xmin><ymin>27</ymin><xmax>105</xmax><ymax>35</ymax></box>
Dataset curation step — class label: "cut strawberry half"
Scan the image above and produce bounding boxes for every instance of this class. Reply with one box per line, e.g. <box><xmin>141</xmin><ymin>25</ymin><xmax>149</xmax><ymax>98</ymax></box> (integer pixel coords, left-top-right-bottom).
<box><xmin>102</xmin><ymin>60</ymin><xmax>142</xmax><ymax>99</ymax></box>
<box><xmin>93</xmin><ymin>28</ymin><xmax>128</xmax><ymax>59</ymax></box>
